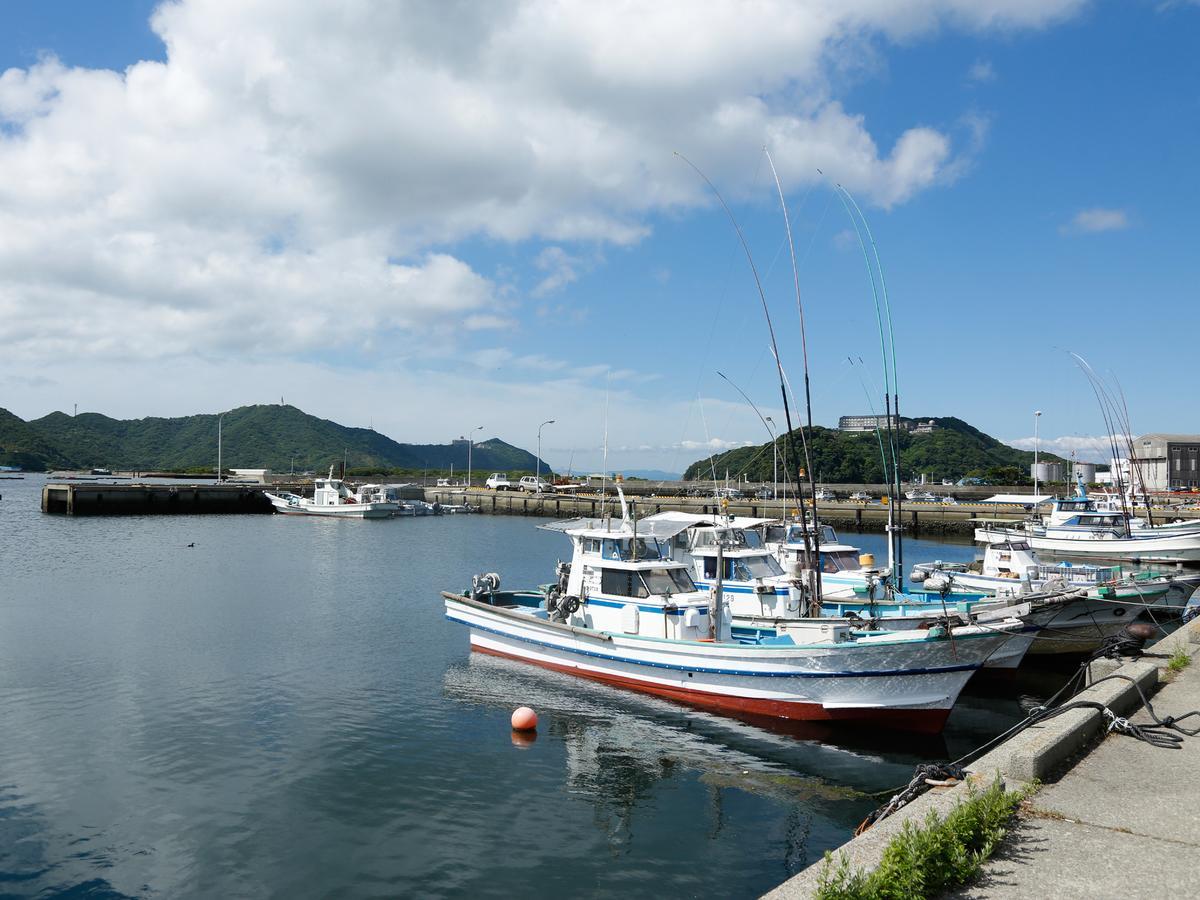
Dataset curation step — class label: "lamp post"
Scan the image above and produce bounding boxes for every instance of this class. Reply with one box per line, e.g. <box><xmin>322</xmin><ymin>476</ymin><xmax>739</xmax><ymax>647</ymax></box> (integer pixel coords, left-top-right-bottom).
<box><xmin>1033</xmin><ymin>410</ymin><xmax>1042</xmax><ymax>500</ymax></box>
<box><xmin>537</xmin><ymin>419</ymin><xmax>555</xmax><ymax>487</ymax></box>
<box><xmin>765</xmin><ymin>416</ymin><xmax>777</xmax><ymax>500</ymax></box>
<box><xmin>217</xmin><ymin>413</ymin><xmax>224</xmax><ymax>483</ymax></box>
<box><xmin>467</xmin><ymin>425</ymin><xmax>483</xmax><ymax>488</ymax></box>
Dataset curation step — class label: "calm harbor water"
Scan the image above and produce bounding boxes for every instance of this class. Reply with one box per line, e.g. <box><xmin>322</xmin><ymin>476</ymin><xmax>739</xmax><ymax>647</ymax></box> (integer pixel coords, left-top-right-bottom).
<box><xmin>0</xmin><ymin>476</ymin><xmax>1027</xmax><ymax>898</ymax></box>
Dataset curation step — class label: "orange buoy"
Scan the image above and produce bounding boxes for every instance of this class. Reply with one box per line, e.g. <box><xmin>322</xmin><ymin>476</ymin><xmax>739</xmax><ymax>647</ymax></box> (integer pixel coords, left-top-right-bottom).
<box><xmin>511</xmin><ymin>706</ymin><xmax>538</xmax><ymax>731</ymax></box>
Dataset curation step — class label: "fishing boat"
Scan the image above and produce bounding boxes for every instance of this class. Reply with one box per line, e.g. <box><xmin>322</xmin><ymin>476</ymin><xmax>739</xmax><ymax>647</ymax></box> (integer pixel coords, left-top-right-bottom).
<box><xmin>264</xmin><ymin>467</ymin><xmax>397</xmax><ymax>518</ymax></box>
<box><xmin>912</xmin><ymin>540</ymin><xmax>1175</xmax><ymax>600</ymax></box>
<box><xmin>974</xmin><ymin>494</ymin><xmax>1200</xmax><ymax>563</ymax></box>
<box><xmin>905</xmin><ymin>489</ymin><xmax>937</xmax><ymax>502</ymax></box>
<box><xmin>646</xmin><ymin>511</ymin><xmax>1031</xmax><ymax>670</ymax></box>
<box><xmin>442</xmin><ymin>512</ymin><xmax>1021</xmax><ymax>733</ymax></box>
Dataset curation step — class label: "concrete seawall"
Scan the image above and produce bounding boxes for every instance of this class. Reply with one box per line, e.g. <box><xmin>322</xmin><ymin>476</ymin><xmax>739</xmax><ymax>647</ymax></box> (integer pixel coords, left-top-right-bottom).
<box><xmin>424</xmin><ymin>487</ymin><xmax>1041</xmax><ymax>536</ymax></box>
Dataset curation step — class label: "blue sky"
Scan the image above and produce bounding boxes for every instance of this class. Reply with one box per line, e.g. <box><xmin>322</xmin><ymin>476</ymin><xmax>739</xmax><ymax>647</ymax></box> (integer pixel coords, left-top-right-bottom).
<box><xmin>0</xmin><ymin>1</ymin><xmax>1196</xmax><ymax>473</ymax></box>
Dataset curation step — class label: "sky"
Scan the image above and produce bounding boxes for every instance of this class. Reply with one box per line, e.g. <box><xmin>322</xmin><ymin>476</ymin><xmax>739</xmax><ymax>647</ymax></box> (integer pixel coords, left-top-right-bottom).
<box><xmin>1</xmin><ymin>1</ymin><xmax>1197</xmax><ymax>474</ymax></box>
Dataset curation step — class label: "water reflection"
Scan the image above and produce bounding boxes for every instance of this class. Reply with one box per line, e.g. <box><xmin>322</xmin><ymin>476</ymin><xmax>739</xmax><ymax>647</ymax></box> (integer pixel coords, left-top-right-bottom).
<box><xmin>441</xmin><ymin>651</ymin><xmax>943</xmax><ymax>867</ymax></box>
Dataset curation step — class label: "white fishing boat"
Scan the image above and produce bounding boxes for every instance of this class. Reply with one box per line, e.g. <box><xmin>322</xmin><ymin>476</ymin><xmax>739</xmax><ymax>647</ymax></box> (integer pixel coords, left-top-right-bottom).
<box><xmin>647</xmin><ymin>511</ymin><xmax>1030</xmax><ymax>670</ymax></box>
<box><xmin>975</xmin><ymin>495</ymin><xmax>1200</xmax><ymax>563</ymax></box>
<box><xmin>443</xmin><ymin>511</ymin><xmax>1021</xmax><ymax>733</ymax></box>
<box><xmin>905</xmin><ymin>489</ymin><xmax>937</xmax><ymax>502</ymax></box>
<box><xmin>264</xmin><ymin>467</ymin><xmax>397</xmax><ymax>518</ymax></box>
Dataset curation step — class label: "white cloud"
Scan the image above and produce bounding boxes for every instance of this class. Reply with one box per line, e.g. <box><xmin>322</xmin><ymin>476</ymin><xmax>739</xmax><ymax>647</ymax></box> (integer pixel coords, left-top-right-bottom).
<box><xmin>1061</xmin><ymin>208</ymin><xmax>1131</xmax><ymax>234</ymax></box>
<box><xmin>680</xmin><ymin>438</ymin><xmax>756</xmax><ymax>451</ymax></box>
<box><xmin>0</xmin><ymin>0</ymin><xmax>1087</xmax><ymax>367</ymax></box>
<box><xmin>1005</xmin><ymin>434</ymin><xmax>1127</xmax><ymax>463</ymax></box>
<box><xmin>531</xmin><ymin>246</ymin><xmax>582</xmax><ymax>297</ymax></box>
<box><xmin>968</xmin><ymin>60</ymin><xmax>996</xmax><ymax>82</ymax></box>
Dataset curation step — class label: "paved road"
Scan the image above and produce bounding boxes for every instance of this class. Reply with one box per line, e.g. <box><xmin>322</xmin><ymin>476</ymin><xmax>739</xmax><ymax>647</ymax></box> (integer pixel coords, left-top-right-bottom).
<box><xmin>951</xmin><ymin>652</ymin><xmax>1200</xmax><ymax>900</ymax></box>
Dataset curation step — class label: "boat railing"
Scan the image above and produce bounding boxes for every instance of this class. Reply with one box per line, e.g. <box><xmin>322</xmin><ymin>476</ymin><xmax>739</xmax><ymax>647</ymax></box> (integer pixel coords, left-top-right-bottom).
<box><xmin>1031</xmin><ymin>563</ymin><xmax>1122</xmax><ymax>584</ymax></box>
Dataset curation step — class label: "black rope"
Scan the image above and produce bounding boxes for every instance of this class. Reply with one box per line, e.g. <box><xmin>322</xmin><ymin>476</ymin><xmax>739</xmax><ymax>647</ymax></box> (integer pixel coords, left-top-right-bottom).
<box><xmin>856</xmin><ymin>632</ymin><xmax>1199</xmax><ymax>833</ymax></box>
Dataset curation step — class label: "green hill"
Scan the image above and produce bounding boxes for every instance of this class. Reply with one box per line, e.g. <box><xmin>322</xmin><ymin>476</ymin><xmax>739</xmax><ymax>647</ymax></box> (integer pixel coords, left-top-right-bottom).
<box><xmin>0</xmin><ymin>404</ymin><xmax>545</xmax><ymax>474</ymax></box>
<box><xmin>0</xmin><ymin>408</ymin><xmax>72</xmax><ymax>470</ymax></box>
<box><xmin>683</xmin><ymin>416</ymin><xmax>1066</xmax><ymax>484</ymax></box>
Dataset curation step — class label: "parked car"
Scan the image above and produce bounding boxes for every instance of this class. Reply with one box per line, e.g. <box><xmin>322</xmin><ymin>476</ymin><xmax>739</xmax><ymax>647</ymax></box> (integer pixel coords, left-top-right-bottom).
<box><xmin>485</xmin><ymin>473</ymin><xmax>512</xmax><ymax>490</ymax></box>
<box><xmin>814</xmin><ymin>488</ymin><xmax>837</xmax><ymax>502</ymax></box>
<box><xmin>519</xmin><ymin>475</ymin><xmax>554</xmax><ymax>493</ymax></box>
<box><xmin>848</xmin><ymin>491</ymin><xmax>873</xmax><ymax>502</ymax></box>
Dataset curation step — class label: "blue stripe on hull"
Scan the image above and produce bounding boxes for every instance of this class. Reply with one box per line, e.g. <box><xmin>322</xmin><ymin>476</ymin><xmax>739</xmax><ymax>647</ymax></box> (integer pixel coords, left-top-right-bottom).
<box><xmin>445</xmin><ymin>612</ymin><xmax>982</xmax><ymax>678</ymax></box>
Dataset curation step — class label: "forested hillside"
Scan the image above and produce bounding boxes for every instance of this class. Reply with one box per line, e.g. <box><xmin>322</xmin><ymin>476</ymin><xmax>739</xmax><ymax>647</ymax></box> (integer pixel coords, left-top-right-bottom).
<box><xmin>0</xmin><ymin>404</ymin><xmax>545</xmax><ymax>474</ymax></box>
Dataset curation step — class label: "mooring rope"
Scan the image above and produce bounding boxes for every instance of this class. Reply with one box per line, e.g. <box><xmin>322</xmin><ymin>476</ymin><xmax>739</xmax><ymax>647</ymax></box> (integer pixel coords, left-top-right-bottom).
<box><xmin>855</xmin><ymin>632</ymin><xmax>1199</xmax><ymax>833</ymax></box>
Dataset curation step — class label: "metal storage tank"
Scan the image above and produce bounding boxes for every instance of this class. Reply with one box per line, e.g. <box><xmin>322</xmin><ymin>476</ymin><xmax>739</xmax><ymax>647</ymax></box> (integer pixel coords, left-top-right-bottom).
<box><xmin>1073</xmin><ymin>462</ymin><xmax>1097</xmax><ymax>484</ymax></box>
<box><xmin>1031</xmin><ymin>462</ymin><xmax>1065</xmax><ymax>482</ymax></box>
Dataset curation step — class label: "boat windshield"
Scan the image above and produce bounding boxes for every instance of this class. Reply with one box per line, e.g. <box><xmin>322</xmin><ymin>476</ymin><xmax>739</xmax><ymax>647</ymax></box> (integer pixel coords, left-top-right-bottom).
<box><xmin>703</xmin><ymin>554</ymin><xmax>783</xmax><ymax>580</ymax></box>
<box><xmin>586</xmin><ymin>537</ymin><xmax>666</xmax><ymax>560</ymax></box>
<box><xmin>603</xmin><ymin>567</ymin><xmax>694</xmax><ymax>597</ymax></box>
<box><xmin>821</xmin><ymin>550</ymin><xmax>862</xmax><ymax>573</ymax></box>
<box><xmin>785</xmin><ymin>525</ymin><xmax>831</xmax><ymax>545</ymax></box>
<box><xmin>641</xmin><ymin>567</ymin><xmax>696</xmax><ymax>596</ymax></box>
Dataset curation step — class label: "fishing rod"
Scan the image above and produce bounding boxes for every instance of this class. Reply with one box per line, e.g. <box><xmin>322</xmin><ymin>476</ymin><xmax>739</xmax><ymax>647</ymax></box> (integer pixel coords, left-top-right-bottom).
<box><xmin>828</xmin><ymin>177</ymin><xmax>905</xmax><ymax>591</ymax></box>
<box><xmin>716</xmin><ymin>372</ymin><xmax>787</xmax><ymax>487</ymax></box>
<box><xmin>765</xmin><ymin>149</ymin><xmax>825</xmax><ymax>608</ymax></box>
<box><xmin>839</xmin><ymin>183</ymin><xmax>904</xmax><ymax>590</ymax></box>
<box><xmin>1072</xmin><ymin>353</ymin><xmax>1140</xmax><ymax>529</ymax></box>
<box><xmin>674</xmin><ymin>151</ymin><xmax>820</xmax><ymax>604</ymax></box>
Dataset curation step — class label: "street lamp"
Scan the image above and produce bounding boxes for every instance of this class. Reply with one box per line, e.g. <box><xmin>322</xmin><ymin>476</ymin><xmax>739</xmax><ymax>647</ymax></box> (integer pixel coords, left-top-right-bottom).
<box><xmin>537</xmin><ymin>419</ymin><xmax>555</xmax><ymax>487</ymax></box>
<box><xmin>467</xmin><ymin>425</ymin><xmax>483</xmax><ymax>488</ymax></box>
<box><xmin>765</xmin><ymin>416</ymin><xmax>777</xmax><ymax>500</ymax></box>
<box><xmin>1033</xmin><ymin>410</ymin><xmax>1043</xmax><ymax>500</ymax></box>
<box><xmin>217</xmin><ymin>413</ymin><xmax>224</xmax><ymax>483</ymax></box>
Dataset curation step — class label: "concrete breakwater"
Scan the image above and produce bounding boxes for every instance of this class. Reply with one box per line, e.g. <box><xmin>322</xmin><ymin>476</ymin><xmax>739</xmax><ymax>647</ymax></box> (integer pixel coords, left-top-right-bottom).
<box><xmin>425</xmin><ymin>487</ymin><xmax>1033</xmax><ymax>536</ymax></box>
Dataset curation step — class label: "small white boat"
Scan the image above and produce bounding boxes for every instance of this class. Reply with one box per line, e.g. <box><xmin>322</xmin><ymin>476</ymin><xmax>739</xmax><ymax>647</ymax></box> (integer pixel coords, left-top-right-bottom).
<box><xmin>264</xmin><ymin>467</ymin><xmax>397</xmax><ymax>518</ymax></box>
<box><xmin>443</xmin><ymin>510</ymin><xmax>1020</xmax><ymax>733</ymax></box>
<box><xmin>975</xmin><ymin>495</ymin><xmax>1200</xmax><ymax>563</ymax></box>
<box><xmin>905</xmin><ymin>489</ymin><xmax>937</xmax><ymax>502</ymax></box>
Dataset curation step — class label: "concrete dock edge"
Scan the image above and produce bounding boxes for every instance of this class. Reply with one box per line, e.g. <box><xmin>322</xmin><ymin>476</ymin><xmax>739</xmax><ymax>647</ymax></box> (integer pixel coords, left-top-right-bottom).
<box><xmin>763</xmin><ymin>618</ymin><xmax>1200</xmax><ymax>898</ymax></box>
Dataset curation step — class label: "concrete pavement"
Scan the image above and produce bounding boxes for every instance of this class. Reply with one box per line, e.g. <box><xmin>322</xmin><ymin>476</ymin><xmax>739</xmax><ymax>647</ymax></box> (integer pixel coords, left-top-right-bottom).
<box><xmin>951</xmin><ymin>628</ymin><xmax>1200</xmax><ymax>899</ymax></box>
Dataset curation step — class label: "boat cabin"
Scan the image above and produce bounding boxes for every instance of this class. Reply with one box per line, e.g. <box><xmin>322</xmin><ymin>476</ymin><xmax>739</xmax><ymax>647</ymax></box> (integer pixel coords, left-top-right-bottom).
<box><xmin>537</xmin><ymin>517</ymin><xmax>716</xmax><ymax>640</ymax></box>
<box><xmin>763</xmin><ymin>521</ymin><xmax>865</xmax><ymax>574</ymax></box>
<box><xmin>313</xmin><ymin>469</ymin><xmax>357</xmax><ymax>507</ymax></box>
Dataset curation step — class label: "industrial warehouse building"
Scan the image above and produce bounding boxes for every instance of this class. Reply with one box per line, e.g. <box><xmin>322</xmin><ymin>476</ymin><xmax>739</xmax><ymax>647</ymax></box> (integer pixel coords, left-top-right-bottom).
<box><xmin>1131</xmin><ymin>434</ymin><xmax>1200</xmax><ymax>491</ymax></box>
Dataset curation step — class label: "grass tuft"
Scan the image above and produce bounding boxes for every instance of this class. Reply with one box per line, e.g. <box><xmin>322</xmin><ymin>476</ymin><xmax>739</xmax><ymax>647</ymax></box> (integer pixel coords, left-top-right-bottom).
<box><xmin>815</xmin><ymin>779</ymin><xmax>1028</xmax><ymax>900</ymax></box>
<box><xmin>1167</xmin><ymin>646</ymin><xmax>1191</xmax><ymax>675</ymax></box>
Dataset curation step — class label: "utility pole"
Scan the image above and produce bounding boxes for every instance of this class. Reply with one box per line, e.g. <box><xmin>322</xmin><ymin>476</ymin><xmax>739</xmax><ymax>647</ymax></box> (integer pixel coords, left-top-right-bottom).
<box><xmin>537</xmin><ymin>419</ymin><xmax>555</xmax><ymax>487</ymax></box>
<box><xmin>1034</xmin><ymin>410</ymin><xmax>1042</xmax><ymax>502</ymax></box>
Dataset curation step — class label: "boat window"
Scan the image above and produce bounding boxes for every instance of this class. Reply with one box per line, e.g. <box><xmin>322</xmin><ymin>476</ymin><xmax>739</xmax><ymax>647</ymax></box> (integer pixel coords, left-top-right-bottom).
<box><xmin>641</xmin><ymin>567</ymin><xmax>695</xmax><ymax>596</ymax></box>
<box><xmin>739</xmin><ymin>555</ymin><xmax>783</xmax><ymax>578</ymax></box>
<box><xmin>703</xmin><ymin>555</ymin><xmax>781</xmax><ymax>580</ymax></box>
<box><xmin>764</xmin><ymin>525</ymin><xmax>787</xmax><ymax>543</ymax></box>
<box><xmin>821</xmin><ymin>526</ymin><xmax>837</xmax><ymax>543</ymax></box>
<box><xmin>602</xmin><ymin>539</ymin><xmax>624</xmax><ymax>560</ymax></box>
<box><xmin>1010</xmin><ymin>542</ymin><xmax>1030</xmax><ymax>551</ymax></box>
<box><xmin>822</xmin><ymin>550</ymin><xmax>861</xmax><ymax>573</ymax></box>
<box><xmin>741</xmin><ymin>531</ymin><xmax>764</xmax><ymax>549</ymax></box>
<box><xmin>600</xmin><ymin>568</ymin><xmax>647</xmax><ymax>598</ymax></box>
<box><xmin>627</xmin><ymin>537</ymin><xmax>663</xmax><ymax>560</ymax></box>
